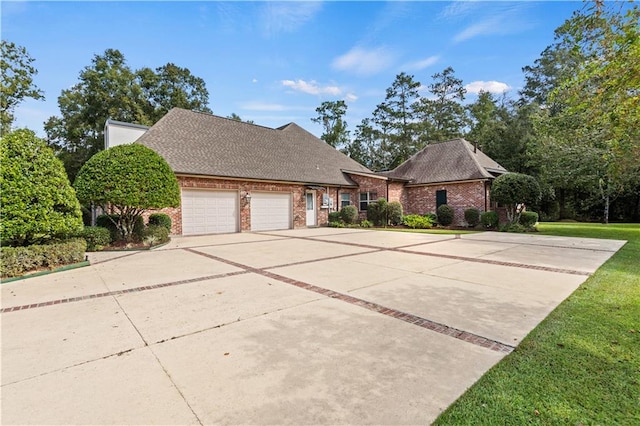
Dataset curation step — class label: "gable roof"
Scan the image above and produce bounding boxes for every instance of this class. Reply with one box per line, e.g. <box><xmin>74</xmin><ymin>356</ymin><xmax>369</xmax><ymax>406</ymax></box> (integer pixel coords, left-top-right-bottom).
<box><xmin>384</xmin><ymin>138</ymin><xmax>507</xmax><ymax>184</ymax></box>
<box><xmin>136</xmin><ymin>108</ymin><xmax>373</xmax><ymax>186</ymax></box>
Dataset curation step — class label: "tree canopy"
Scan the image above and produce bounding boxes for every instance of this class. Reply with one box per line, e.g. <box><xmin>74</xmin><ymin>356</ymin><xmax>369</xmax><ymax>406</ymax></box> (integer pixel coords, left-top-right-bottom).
<box><xmin>311</xmin><ymin>100</ymin><xmax>350</xmax><ymax>149</ymax></box>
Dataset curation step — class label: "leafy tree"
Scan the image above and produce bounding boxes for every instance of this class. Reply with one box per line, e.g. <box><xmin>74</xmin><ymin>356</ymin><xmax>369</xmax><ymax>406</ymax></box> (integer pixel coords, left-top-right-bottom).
<box><xmin>491</xmin><ymin>173</ymin><xmax>541</xmax><ymax>224</ymax></box>
<box><xmin>311</xmin><ymin>100</ymin><xmax>350</xmax><ymax>149</ymax></box>
<box><xmin>1</xmin><ymin>129</ymin><xmax>83</xmax><ymax>246</ymax></box>
<box><xmin>73</xmin><ymin>144</ymin><xmax>180</xmax><ymax>242</ymax></box>
<box><xmin>226</xmin><ymin>113</ymin><xmax>254</xmax><ymax>124</ymax></box>
<box><xmin>46</xmin><ymin>49</ymin><xmax>211</xmax><ymax>181</ymax></box>
<box><xmin>345</xmin><ymin>118</ymin><xmax>381</xmax><ymax>170</ymax></box>
<box><xmin>0</xmin><ymin>41</ymin><xmax>45</xmax><ymax>136</ymax></box>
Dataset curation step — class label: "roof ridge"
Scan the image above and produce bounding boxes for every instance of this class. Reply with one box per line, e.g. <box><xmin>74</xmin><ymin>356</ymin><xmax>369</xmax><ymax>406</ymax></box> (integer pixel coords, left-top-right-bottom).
<box><xmin>170</xmin><ymin>107</ymin><xmax>281</xmax><ymax>132</ymax></box>
<box><xmin>461</xmin><ymin>139</ymin><xmax>493</xmax><ymax>179</ymax></box>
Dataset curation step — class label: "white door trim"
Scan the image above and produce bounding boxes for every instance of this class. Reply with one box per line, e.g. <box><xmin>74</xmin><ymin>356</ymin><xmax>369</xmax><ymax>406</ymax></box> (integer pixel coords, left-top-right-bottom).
<box><xmin>305</xmin><ymin>191</ymin><xmax>316</xmax><ymax>227</ymax></box>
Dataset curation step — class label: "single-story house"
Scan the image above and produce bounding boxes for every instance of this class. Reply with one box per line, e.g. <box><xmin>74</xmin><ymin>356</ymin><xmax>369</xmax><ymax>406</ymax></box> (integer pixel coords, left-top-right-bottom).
<box><xmin>105</xmin><ymin>108</ymin><xmax>507</xmax><ymax>234</ymax></box>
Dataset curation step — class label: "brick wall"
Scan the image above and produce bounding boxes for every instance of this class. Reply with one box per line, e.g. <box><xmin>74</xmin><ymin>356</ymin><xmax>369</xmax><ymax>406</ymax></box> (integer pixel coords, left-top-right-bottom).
<box><xmin>405</xmin><ymin>180</ymin><xmax>488</xmax><ymax>225</ymax></box>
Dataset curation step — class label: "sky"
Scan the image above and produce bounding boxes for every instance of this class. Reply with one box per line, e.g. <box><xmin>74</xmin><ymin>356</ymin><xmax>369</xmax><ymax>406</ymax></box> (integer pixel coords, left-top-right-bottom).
<box><xmin>2</xmin><ymin>1</ymin><xmax>584</xmax><ymax>139</ymax></box>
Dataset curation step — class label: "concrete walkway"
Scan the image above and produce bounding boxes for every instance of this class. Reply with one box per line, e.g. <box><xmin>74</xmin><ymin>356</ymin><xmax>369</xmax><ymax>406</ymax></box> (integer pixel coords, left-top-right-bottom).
<box><xmin>1</xmin><ymin>229</ymin><xmax>625</xmax><ymax>425</ymax></box>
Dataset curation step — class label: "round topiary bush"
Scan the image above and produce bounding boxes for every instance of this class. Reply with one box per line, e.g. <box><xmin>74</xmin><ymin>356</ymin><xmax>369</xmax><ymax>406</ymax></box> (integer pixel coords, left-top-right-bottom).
<box><xmin>387</xmin><ymin>201</ymin><xmax>403</xmax><ymax>225</ymax></box>
<box><xmin>464</xmin><ymin>208</ymin><xmax>480</xmax><ymax>227</ymax></box>
<box><xmin>436</xmin><ymin>204</ymin><xmax>454</xmax><ymax>226</ymax></box>
<box><xmin>1</xmin><ymin>129</ymin><xmax>83</xmax><ymax>246</ymax></box>
<box><xmin>340</xmin><ymin>205</ymin><xmax>358</xmax><ymax>224</ymax></box>
<box><xmin>491</xmin><ymin>173</ymin><xmax>541</xmax><ymax>224</ymax></box>
<box><xmin>480</xmin><ymin>211</ymin><xmax>499</xmax><ymax>229</ymax></box>
<box><xmin>519</xmin><ymin>211</ymin><xmax>539</xmax><ymax>230</ymax></box>
<box><xmin>148</xmin><ymin>213</ymin><xmax>172</xmax><ymax>232</ymax></box>
<box><xmin>80</xmin><ymin>226</ymin><xmax>111</xmax><ymax>251</ymax></box>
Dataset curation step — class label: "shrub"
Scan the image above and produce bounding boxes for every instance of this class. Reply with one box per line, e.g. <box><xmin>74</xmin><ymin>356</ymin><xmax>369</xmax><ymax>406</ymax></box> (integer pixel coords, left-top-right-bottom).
<box><xmin>425</xmin><ymin>212</ymin><xmax>438</xmax><ymax>223</ymax></box>
<box><xmin>387</xmin><ymin>201</ymin><xmax>403</xmax><ymax>225</ymax></box>
<box><xmin>359</xmin><ymin>219</ymin><xmax>373</xmax><ymax>228</ymax></box>
<box><xmin>491</xmin><ymin>173</ymin><xmax>541</xmax><ymax>224</ymax></box>
<box><xmin>1</xmin><ymin>238</ymin><xmax>86</xmax><ymax>278</ymax></box>
<box><xmin>500</xmin><ymin>222</ymin><xmax>527</xmax><ymax>233</ymax></box>
<box><xmin>464</xmin><ymin>208</ymin><xmax>480</xmax><ymax>227</ymax></box>
<box><xmin>73</xmin><ymin>144</ymin><xmax>180</xmax><ymax>242</ymax></box>
<box><xmin>80</xmin><ymin>226</ymin><xmax>111</xmax><ymax>251</ymax></box>
<box><xmin>403</xmin><ymin>214</ymin><xmax>433</xmax><ymax>229</ymax></box>
<box><xmin>142</xmin><ymin>225</ymin><xmax>169</xmax><ymax>246</ymax></box>
<box><xmin>148</xmin><ymin>213</ymin><xmax>172</xmax><ymax>232</ymax></box>
<box><xmin>436</xmin><ymin>204</ymin><xmax>454</xmax><ymax>226</ymax></box>
<box><xmin>97</xmin><ymin>214</ymin><xmax>144</xmax><ymax>242</ymax></box>
<box><xmin>328</xmin><ymin>211</ymin><xmax>341</xmax><ymax>223</ymax></box>
<box><xmin>1</xmin><ymin>129</ymin><xmax>83</xmax><ymax>246</ymax></box>
<box><xmin>328</xmin><ymin>221</ymin><xmax>345</xmax><ymax>228</ymax></box>
<box><xmin>340</xmin><ymin>205</ymin><xmax>358</xmax><ymax>224</ymax></box>
<box><xmin>520</xmin><ymin>211</ymin><xmax>539</xmax><ymax>230</ymax></box>
<box><xmin>480</xmin><ymin>211</ymin><xmax>499</xmax><ymax>229</ymax></box>
<box><xmin>367</xmin><ymin>198</ymin><xmax>388</xmax><ymax>226</ymax></box>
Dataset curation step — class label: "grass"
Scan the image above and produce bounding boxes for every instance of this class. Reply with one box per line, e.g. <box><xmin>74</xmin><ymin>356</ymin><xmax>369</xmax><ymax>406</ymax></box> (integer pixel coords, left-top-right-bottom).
<box><xmin>434</xmin><ymin>222</ymin><xmax>640</xmax><ymax>425</ymax></box>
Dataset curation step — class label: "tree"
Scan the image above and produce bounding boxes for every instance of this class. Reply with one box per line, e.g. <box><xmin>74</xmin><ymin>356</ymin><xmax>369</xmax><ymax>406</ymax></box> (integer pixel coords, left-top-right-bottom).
<box><xmin>73</xmin><ymin>144</ymin><xmax>180</xmax><ymax>241</ymax></box>
<box><xmin>0</xmin><ymin>41</ymin><xmax>45</xmax><ymax>136</ymax></box>
<box><xmin>491</xmin><ymin>173</ymin><xmax>542</xmax><ymax>224</ymax></box>
<box><xmin>311</xmin><ymin>100</ymin><xmax>350</xmax><ymax>149</ymax></box>
<box><xmin>227</xmin><ymin>113</ymin><xmax>254</xmax><ymax>124</ymax></box>
<box><xmin>1</xmin><ymin>129</ymin><xmax>83</xmax><ymax>246</ymax></box>
<box><xmin>46</xmin><ymin>49</ymin><xmax>211</xmax><ymax>181</ymax></box>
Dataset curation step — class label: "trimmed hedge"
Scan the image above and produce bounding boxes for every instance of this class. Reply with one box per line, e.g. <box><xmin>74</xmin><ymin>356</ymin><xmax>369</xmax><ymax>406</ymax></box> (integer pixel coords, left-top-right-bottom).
<box><xmin>142</xmin><ymin>225</ymin><xmax>170</xmax><ymax>246</ymax></box>
<box><xmin>328</xmin><ymin>211</ymin><xmax>341</xmax><ymax>223</ymax></box>
<box><xmin>80</xmin><ymin>226</ymin><xmax>111</xmax><ymax>251</ymax></box>
<box><xmin>1</xmin><ymin>238</ymin><xmax>86</xmax><ymax>278</ymax></box>
<box><xmin>437</xmin><ymin>204</ymin><xmax>454</xmax><ymax>226</ymax></box>
<box><xmin>464</xmin><ymin>208</ymin><xmax>480</xmax><ymax>227</ymax></box>
<box><xmin>387</xmin><ymin>201</ymin><xmax>403</xmax><ymax>226</ymax></box>
<box><xmin>340</xmin><ymin>205</ymin><xmax>358</xmax><ymax>224</ymax></box>
<box><xmin>403</xmin><ymin>214</ymin><xmax>433</xmax><ymax>229</ymax></box>
<box><xmin>480</xmin><ymin>211</ymin><xmax>499</xmax><ymax>229</ymax></box>
<box><xmin>519</xmin><ymin>211</ymin><xmax>539</xmax><ymax>229</ymax></box>
<box><xmin>148</xmin><ymin>213</ymin><xmax>172</xmax><ymax>232</ymax></box>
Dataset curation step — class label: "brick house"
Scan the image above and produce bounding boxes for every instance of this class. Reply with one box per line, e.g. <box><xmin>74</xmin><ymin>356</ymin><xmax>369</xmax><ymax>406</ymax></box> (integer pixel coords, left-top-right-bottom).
<box><xmin>108</xmin><ymin>109</ymin><xmax>506</xmax><ymax>234</ymax></box>
<box><xmin>382</xmin><ymin>139</ymin><xmax>507</xmax><ymax>225</ymax></box>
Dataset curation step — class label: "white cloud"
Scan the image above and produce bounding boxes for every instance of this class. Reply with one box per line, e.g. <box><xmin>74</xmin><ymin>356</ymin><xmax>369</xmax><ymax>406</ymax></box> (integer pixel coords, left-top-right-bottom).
<box><xmin>345</xmin><ymin>93</ymin><xmax>358</xmax><ymax>102</ymax></box>
<box><xmin>403</xmin><ymin>55</ymin><xmax>440</xmax><ymax>71</ymax></box>
<box><xmin>439</xmin><ymin>1</ymin><xmax>480</xmax><ymax>20</ymax></box>
<box><xmin>262</xmin><ymin>2</ymin><xmax>322</xmax><ymax>36</ymax></box>
<box><xmin>465</xmin><ymin>81</ymin><xmax>512</xmax><ymax>94</ymax></box>
<box><xmin>281</xmin><ymin>79</ymin><xmax>342</xmax><ymax>96</ymax></box>
<box><xmin>452</xmin><ymin>4</ymin><xmax>534</xmax><ymax>43</ymax></box>
<box><xmin>332</xmin><ymin>46</ymin><xmax>395</xmax><ymax>76</ymax></box>
<box><xmin>453</xmin><ymin>18</ymin><xmax>501</xmax><ymax>43</ymax></box>
<box><xmin>239</xmin><ymin>102</ymin><xmax>288</xmax><ymax>112</ymax></box>
<box><xmin>252</xmin><ymin>78</ymin><xmax>258</xmax><ymax>83</ymax></box>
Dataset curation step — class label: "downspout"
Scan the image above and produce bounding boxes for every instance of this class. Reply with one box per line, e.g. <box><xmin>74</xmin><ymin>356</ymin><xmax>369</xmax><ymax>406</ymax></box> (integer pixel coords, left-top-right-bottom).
<box><xmin>484</xmin><ymin>180</ymin><xmax>489</xmax><ymax>212</ymax></box>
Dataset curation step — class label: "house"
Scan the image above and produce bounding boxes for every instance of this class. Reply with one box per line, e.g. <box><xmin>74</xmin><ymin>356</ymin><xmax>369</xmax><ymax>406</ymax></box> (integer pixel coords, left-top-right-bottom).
<box><xmin>106</xmin><ymin>109</ymin><xmax>507</xmax><ymax>234</ymax></box>
<box><xmin>383</xmin><ymin>138</ymin><xmax>507</xmax><ymax>225</ymax></box>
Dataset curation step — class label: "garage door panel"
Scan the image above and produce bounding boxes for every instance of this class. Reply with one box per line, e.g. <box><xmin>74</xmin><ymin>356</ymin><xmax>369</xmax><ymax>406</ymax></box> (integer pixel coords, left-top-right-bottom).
<box><xmin>182</xmin><ymin>190</ymin><xmax>238</xmax><ymax>235</ymax></box>
<box><xmin>251</xmin><ymin>193</ymin><xmax>292</xmax><ymax>231</ymax></box>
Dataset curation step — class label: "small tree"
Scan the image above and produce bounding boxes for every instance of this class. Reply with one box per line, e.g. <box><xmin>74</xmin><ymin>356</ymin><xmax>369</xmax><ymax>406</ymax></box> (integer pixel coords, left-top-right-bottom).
<box><xmin>437</xmin><ymin>204</ymin><xmax>454</xmax><ymax>226</ymax></box>
<box><xmin>1</xmin><ymin>129</ymin><xmax>83</xmax><ymax>246</ymax></box>
<box><xmin>74</xmin><ymin>144</ymin><xmax>180</xmax><ymax>242</ymax></box>
<box><xmin>491</xmin><ymin>173</ymin><xmax>541</xmax><ymax>224</ymax></box>
<box><xmin>387</xmin><ymin>201</ymin><xmax>403</xmax><ymax>225</ymax></box>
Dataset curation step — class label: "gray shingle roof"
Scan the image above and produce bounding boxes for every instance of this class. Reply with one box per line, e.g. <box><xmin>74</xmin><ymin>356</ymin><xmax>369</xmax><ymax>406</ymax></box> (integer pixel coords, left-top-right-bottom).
<box><xmin>384</xmin><ymin>138</ymin><xmax>507</xmax><ymax>184</ymax></box>
<box><xmin>136</xmin><ymin>108</ymin><xmax>373</xmax><ymax>186</ymax></box>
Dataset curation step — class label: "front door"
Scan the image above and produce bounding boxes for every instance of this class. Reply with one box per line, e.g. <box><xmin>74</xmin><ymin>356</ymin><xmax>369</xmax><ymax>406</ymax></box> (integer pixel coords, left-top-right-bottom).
<box><xmin>305</xmin><ymin>192</ymin><xmax>316</xmax><ymax>226</ymax></box>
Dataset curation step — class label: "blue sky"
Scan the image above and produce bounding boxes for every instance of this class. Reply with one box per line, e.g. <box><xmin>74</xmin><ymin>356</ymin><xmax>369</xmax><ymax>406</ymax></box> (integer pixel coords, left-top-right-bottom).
<box><xmin>3</xmin><ymin>1</ymin><xmax>583</xmax><ymax>138</ymax></box>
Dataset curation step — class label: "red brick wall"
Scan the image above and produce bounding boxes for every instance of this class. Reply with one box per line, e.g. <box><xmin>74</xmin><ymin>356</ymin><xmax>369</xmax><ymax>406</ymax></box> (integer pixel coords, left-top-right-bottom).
<box><xmin>405</xmin><ymin>180</ymin><xmax>488</xmax><ymax>225</ymax></box>
<box><xmin>346</xmin><ymin>174</ymin><xmax>390</xmax><ymax>219</ymax></box>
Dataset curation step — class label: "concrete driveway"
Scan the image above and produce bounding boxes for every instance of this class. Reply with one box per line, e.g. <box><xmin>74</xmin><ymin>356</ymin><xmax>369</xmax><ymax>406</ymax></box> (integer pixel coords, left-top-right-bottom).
<box><xmin>1</xmin><ymin>228</ymin><xmax>625</xmax><ymax>425</ymax></box>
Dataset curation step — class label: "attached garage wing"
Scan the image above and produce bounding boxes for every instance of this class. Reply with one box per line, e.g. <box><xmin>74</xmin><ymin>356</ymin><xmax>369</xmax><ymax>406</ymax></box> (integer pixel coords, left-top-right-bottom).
<box><xmin>181</xmin><ymin>190</ymin><xmax>239</xmax><ymax>235</ymax></box>
<box><xmin>250</xmin><ymin>192</ymin><xmax>292</xmax><ymax>231</ymax></box>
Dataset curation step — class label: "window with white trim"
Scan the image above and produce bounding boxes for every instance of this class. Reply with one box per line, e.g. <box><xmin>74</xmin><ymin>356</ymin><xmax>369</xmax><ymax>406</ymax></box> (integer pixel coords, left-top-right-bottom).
<box><xmin>359</xmin><ymin>192</ymin><xmax>377</xmax><ymax>210</ymax></box>
<box><xmin>340</xmin><ymin>193</ymin><xmax>351</xmax><ymax>208</ymax></box>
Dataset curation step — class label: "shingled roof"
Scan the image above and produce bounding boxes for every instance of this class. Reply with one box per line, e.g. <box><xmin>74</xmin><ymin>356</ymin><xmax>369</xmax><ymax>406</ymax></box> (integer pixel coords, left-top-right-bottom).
<box><xmin>136</xmin><ymin>108</ymin><xmax>373</xmax><ymax>186</ymax></box>
<box><xmin>384</xmin><ymin>138</ymin><xmax>507</xmax><ymax>184</ymax></box>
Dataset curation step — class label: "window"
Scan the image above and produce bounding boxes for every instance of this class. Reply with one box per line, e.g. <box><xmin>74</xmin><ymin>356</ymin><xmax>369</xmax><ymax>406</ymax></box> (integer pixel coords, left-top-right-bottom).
<box><xmin>436</xmin><ymin>189</ymin><xmax>447</xmax><ymax>209</ymax></box>
<box><xmin>340</xmin><ymin>193</ymin><xmax>351</xmax><ymax>208</ymax></box>
<box><xmin>359</xmin><ymin>192</ymin><xmax>377</xmax><ymax>210</ymax></box>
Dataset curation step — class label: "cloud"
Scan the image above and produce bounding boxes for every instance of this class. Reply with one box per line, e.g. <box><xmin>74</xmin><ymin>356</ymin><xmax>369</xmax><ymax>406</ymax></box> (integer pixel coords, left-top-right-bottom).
<box><xmin>452</xmin><ymin>4</ymin><xmax>533</xmax><ymax>43</ymax></box>
<box><xmin>262</xmin><ymin>2</ymin><xmax>322</xmax><ymax>36</ymax></box>
<box><xmin>453</xmin><ymin>18</ymin><xmax>502</xmax><ymax>43</ymax></box>
<box><xmin>281</xmin><ymin>79</ymin><xmax>342</xmax><ymax>96</ymax></box>
<box><xmin>403</xmin><ymin>55</ymin><xmax>440</xmax><ymax>71</ymax></box>
<box><xmin>465</xmin><ymin>81</ymin><xmax>512</xmax><ymax>94</ymax></box>
<box><xmin>438</xmin><ymin>1</ymin><xmax>480</xmax><ymax>20</ymax></box>
<box><xmin>332</xmin><ymin>46</ymin><xmax>395</xmax><ymax>76</ymax></box>
<box><xmin>239</xmin><ymin>102</ymin><xmax>289</xmax><ymax>112</ymax></box>
<box><xmin>345</xmin><ymin>93</ymin><xmax>358</xmax><ymax>102</ymax></box>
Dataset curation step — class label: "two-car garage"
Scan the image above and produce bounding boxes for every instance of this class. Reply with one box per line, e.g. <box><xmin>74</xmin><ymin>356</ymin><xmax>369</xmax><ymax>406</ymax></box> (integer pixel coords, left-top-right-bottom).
<box><xmin>180</xmin><ymin>189</ymin><xmax>292</xmax><ymax>235</ymax></box>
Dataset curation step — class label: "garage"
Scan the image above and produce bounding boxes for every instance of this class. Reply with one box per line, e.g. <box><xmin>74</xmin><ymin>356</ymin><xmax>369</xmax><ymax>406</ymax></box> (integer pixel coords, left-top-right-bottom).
<box><xmin>181</xmin><ymin>189</ymin><xmax>238</xmax><ymax>235</ymax></box>
<box><xmin>250</xmin><ymin>192</ymin><xmax>292</xmax><ymax>231</ymax></box>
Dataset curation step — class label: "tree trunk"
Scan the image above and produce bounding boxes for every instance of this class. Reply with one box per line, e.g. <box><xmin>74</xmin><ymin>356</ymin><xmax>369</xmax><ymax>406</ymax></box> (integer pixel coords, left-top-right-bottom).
<box><xmin>603</xmin><ymin>192</ymin><xmax>610</xmax><ymax>224</ymax></box>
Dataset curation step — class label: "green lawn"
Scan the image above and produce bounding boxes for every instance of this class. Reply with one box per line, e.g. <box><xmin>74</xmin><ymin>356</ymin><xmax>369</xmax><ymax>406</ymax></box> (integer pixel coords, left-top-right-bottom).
<box><xmin>434</xmin><ymin>222</ymin><xmax>640</xmax><ymax>425</ymax></box>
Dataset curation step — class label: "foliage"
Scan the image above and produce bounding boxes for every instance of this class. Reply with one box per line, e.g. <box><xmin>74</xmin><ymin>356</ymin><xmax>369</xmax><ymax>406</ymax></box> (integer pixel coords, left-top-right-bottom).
<box><xmin>45</xmin><ymin>49</ymin><xmax>211</xmax><ymax>180</ymax></box>
<box><xmin>74</xmin><ymin>144</ymin><xmax>180</xmax><ymax>242</ymax></box>
<box><xmin>387</xmin><ymin>201</ymin><xmax>403</xmax><ymax>225</ymax></box>
<box><xmin>328</xmin><ymin>221</ymin><xmax>345</xmax><ymax>228</ymax></box>
<box><xmin>480</xmin><ymin>211</ymin><xmax>499</xmax><ymax>229</ymax></box>
<box><xmin>311</xmin><ymin>100</ymin><xmax>350</xmax><ymax>149</ymax></box>
<box><xmin>1</xmin><ymin>129</ymin><xmax>83</xmax><ymax>246</ymax></box>
<box><xmin>436</xmin><ymin>222</ymin><xmax>640</xmax><ymax>425</ymax></box>
<box><xmin>359</xmin><ymin>219</ymin><xmax>373</xmax><ymax>228</ymax></box>
<box><xmin>0</xmin><ymin>41</ymin><xmax>45</xmax><ymax>136</ymax></box>
<box><xmin>464</xmin><ymin>208</ymin><xmax>480</xmax><ymax>227</ymax></box>
<box><xmin>491</xmin><ymin>173</ymin><xmax>541</xmax><ymax>224</ymax></box>
<box><xmin>96</xmin><ymin>214</ymin><xmax>121</xmax><ymax>242</ymax></box>
<box><xmin>339</xmin><ymin>205</ymin><xmax>358</xmax><ymax>224</ymax></box>
<box><xmin>500</xmin><ymin>222</ymin><xmax>527</xmax><ymax>233</ymax></box>
<box><xmin>142</xmin><ymin>224</ymin><xmax>169</xmax><ymax>246</ymax></box>
<box><xmin>148</xmin><ymin>213</ymin><xmax>172</xmax><ymax>232</ymax></box>
<box><xmin>328</xmin><ymin>211</ymin><xmax>341</xmax><ymax>223</ymax></box>
<box><xmin>402</xmin><ymin>214</ymin><xmax>433</xmax><ymax>229</ymax></box>
<box><xmin>367</xmin><ymin>197</ymin><xmax>389</xmax><ymax>226</ymax></box>
<box><xmin>436</xmin><ymin>204</ymin><xmax>454</xmax><ymax>226</ymax></box>
<box><xmin>519</xmin><ymin>211</ymin><xmax>539</xmax><ymax>230</ymax></box>
<box><xmin>1</xmin><ymin>238</ymin><xmax>86</xmax><ymax>278</ymax></box>
<box><xmin>80</xmin><ymin>226</ymin><xmax>112</xmax><ymax>251</ymax></box>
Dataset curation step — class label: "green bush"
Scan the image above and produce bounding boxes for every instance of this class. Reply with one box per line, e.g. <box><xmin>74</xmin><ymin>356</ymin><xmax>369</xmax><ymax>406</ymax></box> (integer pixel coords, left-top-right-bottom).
<box><xmin>520</xmin><ymin>211</ymin><xmax>539</xmax><ymax>229</ymax></box>
<box><xmin>1</xmin><ymin>129</ymin><xmax>83</xmax><ymax>246</ymax></box>
<box><xmin>387</xmin><ymin>201</ymin><xmax>403</xmax><ymax>225</ymax></box>
<box><xmin>328</xmin><ymin>211</ymin><xmax>341</xmax><ymax>223</ymax></box>
<box><xmin>142</xmin><ymin>225</ymin><xmax>169</xmax><ymax>246</ymax></box>
<box><xmin>328</xmin><ymin>221</ymin><xmax>345</xmax><ymax>228</ymax></box>
<box><xmin>437</xmin><ymin>204</ymin><xmax>454</xmax><ymax>226</ymax></box>
<box><xmin>148</xmin><ymin>213</ymin><xmax>172</xmax><ymax>232</ymax></box>
<box><xmin>1</xmin><ymin>238</ymin><xmax>86</xmax><ymax>278</ymax></box>
<box><xmin>464</xmin><ymin>208</ymin><xmax>480</xmax><ymax>227</ymax></box>
<box><xmin>367</xmin><ymin>198</ymin><xmax>388</xmax><ymax>226</ymax></box>
<box><xmin>340</xmin><ymin>205</ymin><xmax>358</xmax><ymax>224</ymax></box>
<box><xmin>425</xmin><ymin>212</ymin><xmax>438</xmax><ymax>223</ymax></box>
<box><xmin>480</xmin><ymin>211</ymin><xmax>499</xmax><ymax>229</ymax></box>
<box><xmin>359</xmin><ymin>219</ymin><xmax>373</xmax><ymax>228</ymax></box>
<box><xmin>80</xmin><ymin>226</ymin><xmax>111</xmax><ymax>251</ymax></box>
<box><xmin>500</xmin><ymin>222</ymin><xmax>527</xmax><ymax>233</ymax></box>
<box><xmin>403</xmin><ymin>214</ymin><xmax>433</xmax><ymax>229</ymax></box>
<box><xmin>97</xmin><ymin>214</ymin><xmax>143</xmax><ymax>242</ymax></box>
<box><xmin>491</xmin><ymin>173</ymin><xmax>541</xmax><ymax>224</ymax></box>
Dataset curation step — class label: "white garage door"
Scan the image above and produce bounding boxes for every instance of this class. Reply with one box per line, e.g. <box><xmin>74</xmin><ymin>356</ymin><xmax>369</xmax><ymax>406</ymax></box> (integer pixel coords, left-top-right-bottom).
<box><xmin>251</xmin><ymin>192</ymin><xmax>292</xmax><ymax>231</ymax></box>
<box><xmin>181</xmin><ymin>190</ymin><xmax>238</xmax><ymax>235</ymax></box>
